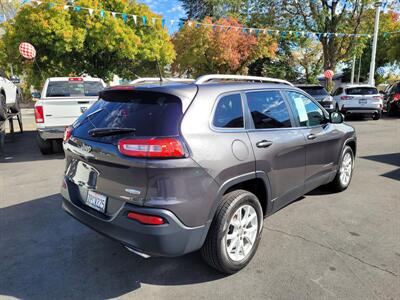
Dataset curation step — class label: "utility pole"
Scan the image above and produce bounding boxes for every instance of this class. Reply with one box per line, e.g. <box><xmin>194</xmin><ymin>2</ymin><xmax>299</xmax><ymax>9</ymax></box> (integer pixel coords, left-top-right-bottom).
<box><xmin>368</xmin><ymin>1</ymin><xmax>381</xmax><ymax>86</ymax></box>
<box><xmin>351</xmin><ymin>55</ymin><xmax>356</xmax><ymax>84</ymax></box>
<box><xmin>357</xmin><ymin>56</ymin><xmax>362</xmax><ymax>84</ymax></box>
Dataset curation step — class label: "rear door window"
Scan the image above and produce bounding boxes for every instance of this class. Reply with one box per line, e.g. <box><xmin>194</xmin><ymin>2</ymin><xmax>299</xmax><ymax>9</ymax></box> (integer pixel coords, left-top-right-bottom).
<box><xmin>213</xmin><ymin>94</ymin><xmax>244</xmax><ymax>128</ymax></box>
<box><xmin>73</xmin><ymin>90</ymin><xmax>183</xmax><ymax>143</ymax></box>
<box><xmin>246</xmin><ymin>91</ymin><xmax>291</xmax><ymax>128</ymax></box>
<box><xmin>46</xmin><ymin>81</ymin><xmax>104</xmax><ymax>97</ymax></box>
<box><xmin>345</xmin><ymin>87</ymin><xmax>378</xmax><ymax>95</ymax></box>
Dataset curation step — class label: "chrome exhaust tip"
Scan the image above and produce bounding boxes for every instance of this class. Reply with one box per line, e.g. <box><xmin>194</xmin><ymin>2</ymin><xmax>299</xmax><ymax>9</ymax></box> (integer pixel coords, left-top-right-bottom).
<box><xmin>124</xmin><ymin>245</ymin><xmax>151</xmax><ymax>258</ymax></box>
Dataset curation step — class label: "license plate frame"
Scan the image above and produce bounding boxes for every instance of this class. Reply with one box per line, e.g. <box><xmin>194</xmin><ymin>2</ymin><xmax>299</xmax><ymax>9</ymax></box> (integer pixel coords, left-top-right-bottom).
<box><xmin>359</xmin><ymin>99</ymin><xmax>367</xmax><ymax>104</ymax></box>
<box><xmin>85</xmin><ymin>190</ymin><xmax>107</xmax><ymax>213</ymax></box>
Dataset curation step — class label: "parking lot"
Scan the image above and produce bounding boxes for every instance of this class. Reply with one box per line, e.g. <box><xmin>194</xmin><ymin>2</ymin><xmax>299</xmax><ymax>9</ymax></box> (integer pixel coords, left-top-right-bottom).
<box><xmin>0</xmin><ymin>109</ymin><xmax>399</xmax><ymax>300</ymax></box>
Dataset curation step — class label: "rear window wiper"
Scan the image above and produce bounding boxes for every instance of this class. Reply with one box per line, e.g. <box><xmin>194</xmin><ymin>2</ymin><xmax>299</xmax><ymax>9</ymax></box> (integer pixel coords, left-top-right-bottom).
<box><xmin>88</xmin><ymin>127</ymin><xmax>136</xmax><ymax>137</ymax></box>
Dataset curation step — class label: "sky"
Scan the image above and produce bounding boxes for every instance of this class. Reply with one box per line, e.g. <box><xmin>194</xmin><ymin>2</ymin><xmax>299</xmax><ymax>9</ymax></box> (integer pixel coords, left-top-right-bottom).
<box><xmin>137</xmin><ymin>0</ymin><xmax>186</xmax><ymax>32</ymax></box>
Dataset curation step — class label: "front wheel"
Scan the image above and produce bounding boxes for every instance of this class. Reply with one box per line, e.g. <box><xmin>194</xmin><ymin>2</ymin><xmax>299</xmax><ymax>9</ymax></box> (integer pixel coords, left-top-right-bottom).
<box><xmin>328</xmin><ymin>146</ymin><xmax>354</xmax><ymax>192</ymax></box>
<box><xmin>201</xmin><ymin>190</ymin><xmax>263</xmax><ymax>274</ymax></box>
<box><xmin>10</xmin><ymin>92</ymin><xmax>21</xmax><ymax>113</ymax></box>
<box><xmin>0</xmin><ymin>94</ymin><xmax>7</xmax><ymax>121</ymax></box>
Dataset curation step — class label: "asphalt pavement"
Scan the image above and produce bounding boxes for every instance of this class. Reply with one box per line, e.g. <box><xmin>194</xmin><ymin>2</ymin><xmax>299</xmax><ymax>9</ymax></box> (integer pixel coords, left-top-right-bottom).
<box><xmin>0</xmin><ymin>109</ymin><xmax>399</xmax><ymax>300</ymax></box>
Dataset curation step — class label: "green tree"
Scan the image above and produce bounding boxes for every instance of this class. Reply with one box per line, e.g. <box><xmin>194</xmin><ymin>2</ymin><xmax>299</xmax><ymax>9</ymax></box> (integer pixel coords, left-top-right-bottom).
<box><xmin>172</xmin><ymin>17</ymin><xmax>277</xmax><ymax>77</ymax></box>
<box><xmin>0</xmin><ymin>0</ymin><xmax>175</xmax><ymax>87</ymax></box>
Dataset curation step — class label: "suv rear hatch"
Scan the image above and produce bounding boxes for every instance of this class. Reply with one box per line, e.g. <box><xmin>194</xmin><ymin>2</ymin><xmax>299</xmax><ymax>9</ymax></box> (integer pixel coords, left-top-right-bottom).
<box><xmin>63</xmin><ymin>86</ymin><xmax>198</xmax><ymax>217</ymax></box>
<box><xmin>344</xmin><ymin>87</ymin><xmax>381</xmax><ymax>107</ymax></box>
<box><xmin>41</xmin><ymin>78</ymin><xmax>105</xmax><ymax>127</ymax></box>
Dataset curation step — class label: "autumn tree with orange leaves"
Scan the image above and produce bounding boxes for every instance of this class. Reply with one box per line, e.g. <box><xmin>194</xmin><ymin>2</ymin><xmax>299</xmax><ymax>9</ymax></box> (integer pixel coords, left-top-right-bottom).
<box><xmin>172</xmin><ymin>17</ymin><xmax>277</xmax><ymax>77</ymax></box>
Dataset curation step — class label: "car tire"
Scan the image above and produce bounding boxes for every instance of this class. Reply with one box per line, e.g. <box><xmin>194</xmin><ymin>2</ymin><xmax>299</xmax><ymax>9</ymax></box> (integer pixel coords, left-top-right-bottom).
<box><xmin>328</xmin><ymin>146</ymin><xmax>354</xmax><ymax>192</ymax></box>
<box><xmin>0</xmin><ymin>93</ymin><xmax>7</xmax><ymax>121</ymax></box>
<box><xmin>201</xmin><ymin>190</ymin><xmax>263</xmax><ymax>274</ymax></box>
<box><xmin>36</xmin><ymin>133</ymin><xmax>53</xmax><ymax>155</ymax></box>
<box><xmin>372</xmin><ymin>112</ymin><xmax>381</xmax><ymax>120</ymax></box>
<box><xmin>10</xmin><ymin>92</ymin><xmax>21</xmax><ymax>113</ymax></box>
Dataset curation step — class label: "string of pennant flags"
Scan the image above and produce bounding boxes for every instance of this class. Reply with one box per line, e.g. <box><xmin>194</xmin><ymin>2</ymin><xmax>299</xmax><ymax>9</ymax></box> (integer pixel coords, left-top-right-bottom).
<box><xmin>29</xmin><ymin>0</ymin><xmax>400</xmax><ymax>39</ymax></box>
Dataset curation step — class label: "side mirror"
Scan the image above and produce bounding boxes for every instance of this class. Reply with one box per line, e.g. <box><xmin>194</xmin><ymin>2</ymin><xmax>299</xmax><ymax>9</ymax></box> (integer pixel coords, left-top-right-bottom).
<box><xmin>330</xmin><ymin>111</ymin><xmax>344</xmax><ymax>124</ymax></box>
<box><xmin>31</xmin><ymin>92</ymin><xmax>41</xmax><ymax>100</ymax></box>
<box><xmin>10</xmin><ymin>75</ymin><xmax>20</xmax><ymax>84</ymax></box>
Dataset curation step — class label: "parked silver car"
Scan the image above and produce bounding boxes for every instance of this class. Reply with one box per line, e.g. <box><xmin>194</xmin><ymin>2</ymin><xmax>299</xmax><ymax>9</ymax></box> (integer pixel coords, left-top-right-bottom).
<box><xmin>61</xmin><ymin>75</ymin><xmax>356</xmax><ymax>274</ymax></box>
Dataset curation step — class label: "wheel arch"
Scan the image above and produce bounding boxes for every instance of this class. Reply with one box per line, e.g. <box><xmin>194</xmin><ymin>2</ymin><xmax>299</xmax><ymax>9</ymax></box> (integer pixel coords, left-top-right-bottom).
<box><xmin>210</xmin><ymin>172</ymin><xmax>272</xmax><ymax>220</ymax></box>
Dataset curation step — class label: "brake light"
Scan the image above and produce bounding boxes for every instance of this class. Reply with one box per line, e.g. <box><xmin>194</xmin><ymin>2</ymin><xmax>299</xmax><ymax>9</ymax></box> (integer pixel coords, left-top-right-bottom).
<box><xmin>63</xmin><ymin>126</ymin><xmax>73</xmax><ymax>142</ymax></box>
<box><xmin>373</xmin><ymin>95</ymin><xmax>383</xmax><ymax>100</ymax></box>
<box><xmin>394</xmin><ymin>93</ymin><xmax>400</xmax><ymax>101</ymax></box>
<box><xmin>118</xmin><ymin>137</ymin><xmax>185</xmax><ymax>158</ymax></box>
<box><xmin>127</xmin><ymin>212</ymin><xmax>165</xmax><ymax>225</ymax></box>
<box><xmin>68</xmin><ymin>77</ymin><xmax>83</xmax><ymax>81</ymax></box>
<box><xmin>34</xmin><ymin>106</ymin><xmax>44</xmax><ymax>123</ymax></box>
<box><xmin>341</xmin><ymin>96</ymin><xmax>353</xmax><ymax>100</ymax></box>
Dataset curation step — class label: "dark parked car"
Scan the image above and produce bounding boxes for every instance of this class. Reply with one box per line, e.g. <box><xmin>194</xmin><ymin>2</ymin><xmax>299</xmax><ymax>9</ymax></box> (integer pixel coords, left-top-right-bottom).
<box><xmin>384</xmin><ymin>81</ymin><xmax>400</xmax><ymax>116</ymax></box>
<box><xmin>61</xmin><ymin>75</ymin><xmax>356</xmax><ymax>274</ymax></box>
<box><xmin>296</xmin><ymin>84</ymin><xmax>335</xmax><ymax>112</ymax></box>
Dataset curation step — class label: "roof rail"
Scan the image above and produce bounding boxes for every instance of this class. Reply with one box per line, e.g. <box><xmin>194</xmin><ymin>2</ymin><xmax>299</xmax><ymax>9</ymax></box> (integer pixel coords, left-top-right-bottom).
<box><xmin>130</xmin><ymin>78</ymin><xmax>195</xmax><ymax>84</ymax></box>
<box><xmin>194</xmin><ymin>74</ymin><xmax>293</xmax><ymax>86</ymax></box>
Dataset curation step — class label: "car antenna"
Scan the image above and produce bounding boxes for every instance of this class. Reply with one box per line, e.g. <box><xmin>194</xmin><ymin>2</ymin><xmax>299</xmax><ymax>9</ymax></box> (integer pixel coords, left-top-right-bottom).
<box><xmin>156</xmin><ymin>60</ymin><xmax>164</xmax><ymax>83</ymax></box>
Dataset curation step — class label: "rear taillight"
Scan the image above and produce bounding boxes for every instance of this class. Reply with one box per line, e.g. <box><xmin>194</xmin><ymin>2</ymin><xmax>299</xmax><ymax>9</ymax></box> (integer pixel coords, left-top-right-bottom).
<box><xmin>127</xmin><ymin>211</ymin><xmax>165</xmax><ymax>225</ymax></box>
<box><xmin>63</xmin><ymin>126</ymin><xmax>73</xmax><ymax>142</ymax></box>
<box><xmin>118</xmin><ymin>137</ymin><xmax>185</xmax><ymax>158</ymax></box>
<box><xmin>394</xmin><ymin>93</ymin><xmax>400</xmax><ymax>101</ymax></box>
<box><xmin>34</xmin><ymin>106</ymin><xmax>44</xmax><ymax>123</ymax></box>
<box><xmin>341</xmin><ymin>96</ymin><xmax>353</xmax><ymax>100</ymax></box>
<box><xmin>68</xmin><ymin>77</ymin><xmax>83</xmax><ymax>81</ymax></box>
<box><xmin>373</xmin><ymin>95</ymin><xmax>383</xmax><ymax>100</ymax></box>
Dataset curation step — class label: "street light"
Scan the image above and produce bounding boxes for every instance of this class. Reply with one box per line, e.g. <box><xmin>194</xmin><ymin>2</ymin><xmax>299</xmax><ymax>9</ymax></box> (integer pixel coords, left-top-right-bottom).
<box><xmin>368</xmin><ymin>1</ymin><xmax>381</xmax><ymax>86</ymax></box>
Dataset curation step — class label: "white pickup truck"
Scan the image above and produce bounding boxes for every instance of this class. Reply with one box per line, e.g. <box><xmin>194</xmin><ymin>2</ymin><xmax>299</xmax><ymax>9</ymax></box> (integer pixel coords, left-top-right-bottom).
<box><xmin>0</xmin><ymin>72</ymin><xmax>22</xmax><ymax>120</ymax></box>
<box><xmin>34</xmin><ymin>77</ymin><xmax>106</xmax><ymax>154</ymax></box>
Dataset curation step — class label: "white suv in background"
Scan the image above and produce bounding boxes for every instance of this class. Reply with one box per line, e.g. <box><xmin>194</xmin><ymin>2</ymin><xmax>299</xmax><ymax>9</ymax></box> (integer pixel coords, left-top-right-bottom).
<box><xmin>34</xmin><ymin>77</ymin><xmax>106</xmax><ymax>154</ymax></box>
<box><xmin>332</xmin><ymin>84</ymin><xmax>383</xmax><ymax>120</ymax></box>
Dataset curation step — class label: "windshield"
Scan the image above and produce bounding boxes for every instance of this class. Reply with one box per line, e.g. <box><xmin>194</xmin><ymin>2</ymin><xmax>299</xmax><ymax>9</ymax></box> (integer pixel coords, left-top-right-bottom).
<box><xmin>299</xmin><ymin>86</ymin><xmax>329</xmax><ymax>96</ymax></box>
<box><xmin>46</xmin><ymin>81</ymin><xmax>104</xmax><ymax>97</ymax></box>
<box><xmin>346</xmin><ymin>87</ymin><xmax>378</xmax><ymax>95</ymax></box>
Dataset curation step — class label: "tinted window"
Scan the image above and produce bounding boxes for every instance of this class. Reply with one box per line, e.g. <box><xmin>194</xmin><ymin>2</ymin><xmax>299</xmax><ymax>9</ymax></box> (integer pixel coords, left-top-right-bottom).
<box><xmin>213</xmin><ymin>94</ymin><xmax>244</xmax><ymax>128</ymax></box>
<box><xmin>46</xmin><ymin>81</ymin><xmax>104</xmax><ymax>97</ymax></box>
<box><xmin>287</xmin><ymin>92</ymin><xmax>327</xmax><ymax>127</ymax></box>
<box><xmin>346</xmin><ymin>87</ymin><xmax>378</xmax><ymax>95</ymax></box>
<box><xmin>246</xmin><ymin>91</ymin><xmax>291</xmax><ymax>128</ymax></box>
<box><xmin>333</xmin><ymin>87</ymin><xmax>343</xmax><ymax>96</ymax></box>
<box><xmin>299</xmin><ymin>86</ymin><xmax>329</xmax><ymax>96</ymax></box>
<box><xmin>73</xmin><ymin>91</ymin><xmax>183</xmax><ymax>143</ymax></box>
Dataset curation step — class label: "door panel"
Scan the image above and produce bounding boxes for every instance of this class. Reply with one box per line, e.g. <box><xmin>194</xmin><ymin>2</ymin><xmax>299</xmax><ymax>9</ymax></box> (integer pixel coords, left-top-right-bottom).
<box><xmin>247</xmin><ymin>130</ymin><xmax>306</xmax><ymax>204</ymax></box>
<box><xmin>286</xmin><ymin>91</ymin><xmax>342</xmax><ymax>191</ymax></box>
<box><xmin>245</xmin><ymin>90</ymin><xmax>306</xmax><ymax>208</ymax></box>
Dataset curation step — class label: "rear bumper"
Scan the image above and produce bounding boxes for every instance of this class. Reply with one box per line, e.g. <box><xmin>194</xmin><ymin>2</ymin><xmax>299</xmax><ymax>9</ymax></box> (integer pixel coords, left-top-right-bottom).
<box><xmin>341</xmin><ymin>107</ymin><xmax>381</xmax><ymax>115</ymax></box>
<box><xmin>38</xmin><ymin>126</ymin><xmax>64</xmax><ymax>140</ymax></box>
<box><xmin>61</xmin><ymin>183</ymin><xmax>210</xmax><ymax>257</ymax></box>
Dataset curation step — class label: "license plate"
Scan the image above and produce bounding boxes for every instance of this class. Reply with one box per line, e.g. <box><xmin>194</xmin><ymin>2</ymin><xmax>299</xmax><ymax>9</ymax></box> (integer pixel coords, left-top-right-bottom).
<box><xmin>85</xmin><ymin>190</ymin><xmax>107</xmax><ymax>213</ymax></box>
<box><xmin>359</xmin><ymin>99</ymin><xmax>367</xmax><ymax>104</ymax></box>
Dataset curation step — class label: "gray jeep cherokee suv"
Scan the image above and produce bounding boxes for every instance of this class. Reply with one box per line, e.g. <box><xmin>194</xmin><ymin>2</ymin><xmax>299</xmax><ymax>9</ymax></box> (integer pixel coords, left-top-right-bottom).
<box><xmin>61</xmin><ymin>75</ymin><xmax>356</xmax><ymax>274</ymax></box>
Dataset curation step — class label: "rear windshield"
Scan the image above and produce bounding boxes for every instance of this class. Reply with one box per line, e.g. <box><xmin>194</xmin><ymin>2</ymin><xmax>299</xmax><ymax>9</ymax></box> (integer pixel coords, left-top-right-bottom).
<box><xmin>346</xmin><ymin>87</ymin><xmax>378</xmax><ymax>95</ymax></box>
<box><xmin>46</xmin><ymin>81</ymin><xmax>104</xmax><ymax>97</ymax></box>
<box><xmin>299</xmin><ymin>86</ymin><xmax>328</xmax><ymax>96</ymax></box>
<box><xmin>73</xmin><ymin>90</ymin><xmax>183</xmax><ymax>143</ymax></box>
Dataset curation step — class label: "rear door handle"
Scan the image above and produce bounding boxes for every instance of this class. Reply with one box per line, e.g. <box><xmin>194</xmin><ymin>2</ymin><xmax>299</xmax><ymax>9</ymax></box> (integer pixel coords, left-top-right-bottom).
<box><xmin>307</xmin><ymin>134</ymin><xmax>317</xmax><ymax>140</ymax></box>
<box><xmin>77</xmin><ymin>101</ymin><xmax>90</xmax><ymax>104</ymax></box>
<box><xmin>256</xmin><ymin>140</ymin><xmax>273</xmax><ymax>148</ymax></box>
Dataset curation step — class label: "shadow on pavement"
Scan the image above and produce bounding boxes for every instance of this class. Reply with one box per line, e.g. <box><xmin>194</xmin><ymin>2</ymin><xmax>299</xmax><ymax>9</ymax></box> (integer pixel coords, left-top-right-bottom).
<box><xmin>361</xmin><ymin>153</ymin><xmax>400</xmax><ymax>181</ymax></box>
<box><xmin>0</xmin><ymin>130</ymin><xmax>64</xmax><ymax>163</ymax></box>
<box><xmin>0</xmin><ymin>194</ymin><xmax>223</xmax><ymax>300</ymax></box>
